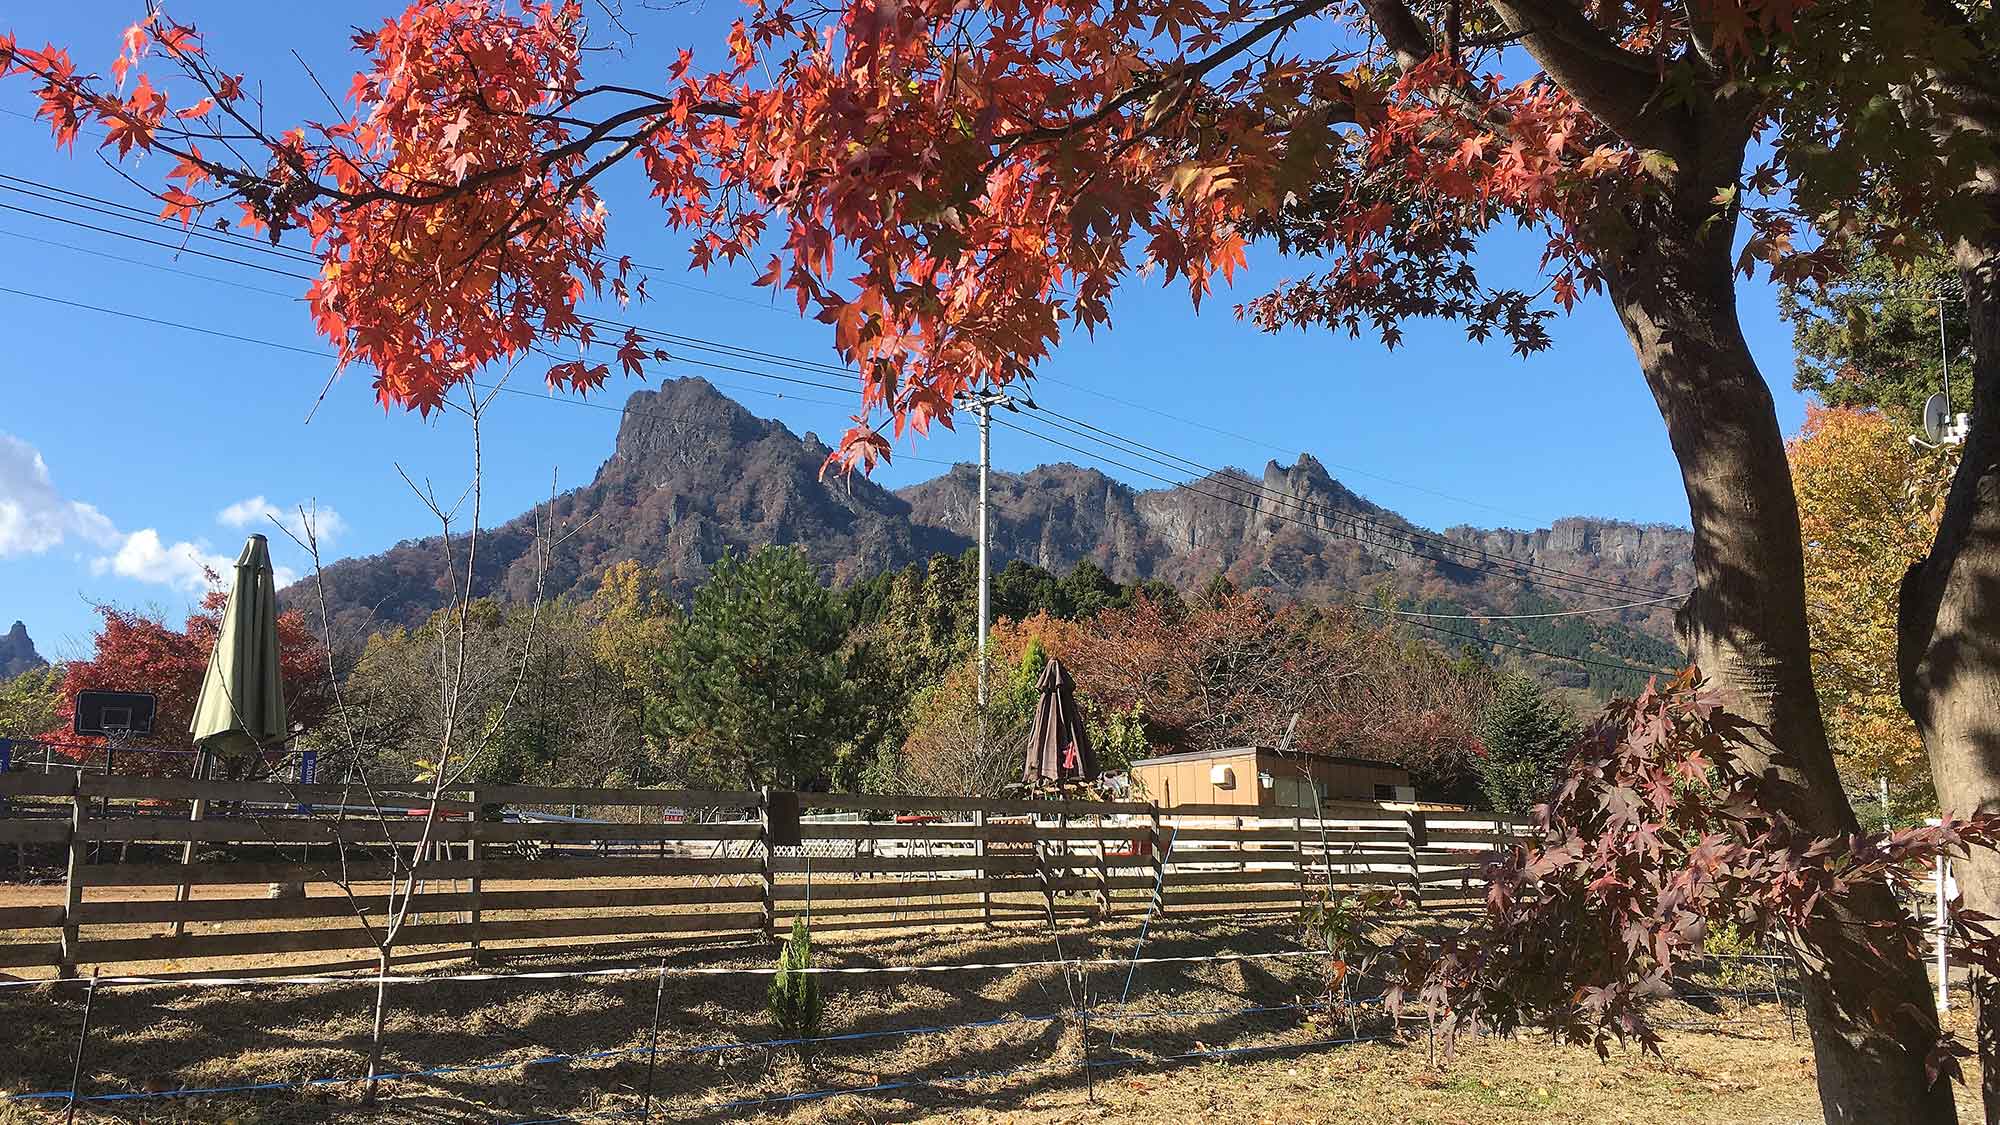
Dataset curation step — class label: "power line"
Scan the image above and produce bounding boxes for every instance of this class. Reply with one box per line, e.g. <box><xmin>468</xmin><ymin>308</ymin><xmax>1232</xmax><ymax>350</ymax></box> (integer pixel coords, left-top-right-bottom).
<box><xmin>0</xmin><ymin>226</ymin><xmax>297</xmax><ymax>299</ymax></box>
<box><xmin>0</xmin><ymin>169</ymin><xmax>1623</xmax><ymax>540</ymax></box>
<box><xmin>0</xmin><ymin>197</ymin><xmax>319</xmax><ymax>280</ymax></box>
<box><xmin>995</xmin><ymin>411</ymin><xmax>1677</xmax><ymax>606</ymax></box>
<box><xmin>4</xmin><ymin>211</ymin><xmax>1677</xmax><ymax>670</ymax></box>
<box><xmin>0</xmin><ymin>175</ymin><xmax>865</xmax><ymax>401</ymax></box>
<box><xmin>1370</xmin><ymin>594</ymin><xmax>1683</xmax><ymax>620</ymax></box>
<box><xmin>988</xmin><ymin>414</ymin><xmax>1681</xmax><ymax>676</ymax></box>
<box><xmin>1038</xmin><ymin>373</ymin><xmax>1544</xmax><ymax>523</ymax></box>
<box><xmin>0</xmin><ymin>283</ymin><xmax>952</xmax><ymax>460</ymax></box>
<box><xmin>5</xmin><ymin>169</ymin><xmax>1683</xmax><ymax>602</ymax></box>
<box><xmin>1026</xmin><ymin>404</ymin><xmax>1675</xmax><ymax>600</ymax></box>
<box><xmin>1351</xmin><ymin>604</ymin><xmax>1677</xmax><ymax>675</ymax></box>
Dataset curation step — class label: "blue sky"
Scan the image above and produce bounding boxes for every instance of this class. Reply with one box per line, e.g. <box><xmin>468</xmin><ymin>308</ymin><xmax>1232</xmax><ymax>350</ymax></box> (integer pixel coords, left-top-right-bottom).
<box><xmin>0</xmin><ymin>2</ymin><xmax>1813</xmax><ymax>659</ymax></box>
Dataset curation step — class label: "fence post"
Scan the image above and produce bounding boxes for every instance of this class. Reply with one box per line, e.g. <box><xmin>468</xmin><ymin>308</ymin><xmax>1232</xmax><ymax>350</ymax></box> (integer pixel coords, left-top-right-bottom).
<box><xmin>1405</xmin><ymin>809</ymin><xmax>1427</xmax><ymax>908</ymax></box>
<box><xmin>973</xmin><ymin>805</ymin><xmax>991</xmax><ymax>927</ymax></box>
<box><xmin>1148</xmin><ymin>804</ymin><xmax>1166</xmax><ymax>918</ymax></box>
<box><xmin>467</xmin><ymin>787</ymin><xmax>484</xmax><ymax>965</ymax></box>
<box><xmin>1937</xmin><ymin>853</ymin><xmax>1951</xmax><ymax>1014</ymax></box>
<box><xmin>1294</xmin><ymin>810</ymin><xmax>1307</xmax><ymax>911</ymax></box>
<box><xmin>59</xmin><ymin>773</ymin><xmax>87</xmax><ymax>979</ymax></box>
<box><xmin>1094</xmin><ymin>812</ymin><xmax>1110</xmax><ymax>921</ymax></box>
<box><xmin>758</xmin><ymin>786</ymin><xmax>776</xmax><ymax>942</ymax></box>
<box><xmin>171</xmin><ymin>747</ymin><xmax>211</xmax><ymax>938</ymax></box>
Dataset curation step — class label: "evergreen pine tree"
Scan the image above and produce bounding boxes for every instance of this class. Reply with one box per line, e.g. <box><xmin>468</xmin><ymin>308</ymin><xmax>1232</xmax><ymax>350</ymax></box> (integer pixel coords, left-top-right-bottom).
<box><xmin>1474</xmin><ymin>675</ymin><xmax>1579</xmax><ymax>815</ymax></box>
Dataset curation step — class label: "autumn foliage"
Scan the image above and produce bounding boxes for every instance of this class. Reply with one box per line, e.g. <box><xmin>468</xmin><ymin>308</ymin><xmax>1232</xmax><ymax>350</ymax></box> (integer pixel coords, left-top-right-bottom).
<box><xmin>0</xmin><ymin>2</ymin><xmax>1833</xmax><ymax>469</ymax></box>
<box><xmin>41</xmin><ymin>595</ymin><xmax>331</xmax><ymax>774</ymax></box>
<box><xmin>1396</xmin><ymin>670</ymin><xmax>2000</xmax><ymax>1084</ymax></box>
<box><xmin>1788</xmin><ymin>405</ymin><xmax>1953</xmax><ymax>788</ymax></box>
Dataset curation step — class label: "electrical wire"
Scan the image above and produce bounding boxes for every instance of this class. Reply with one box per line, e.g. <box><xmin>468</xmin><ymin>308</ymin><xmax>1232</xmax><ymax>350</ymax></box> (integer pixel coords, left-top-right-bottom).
<box><xmin>1351</xmin><ymin>604</ymin><xmax>1677</xmax><ymax>675</ymax></box>
<box><xmin>1037</xmin><ymin>372</ymin><xmax>1544</xmax><ymax>523</ymax></box>
<box><xmin>989</xmin><ymin>414</ymin><xmax>1681</xmax><ymax>675</ymax></box>
<box><xmin>1371</xmin><ymin>594</ymin><xmax>1683</xmax><ymax>621</ymax></box>
<box><xmin>0</xmin><ymin>169</ymin><xmax>1663</xmax><ymax>553</ymax></box>
<box><xmin>990</xmin><ymin>412</ymin><xmax>1676</xmax><ymax>609</ymax></box>
<box><xmin>4</xmin><ymin>170</ymin><xmax>1687</xmax><ymax>620</ymax></box>
<box><xmin>1027</xmin><ymin>404</ymin><xmax>1678</xmax><ymax>601</ymax></box>
<box><xmin>0</xmin><ymin>284</ymin><xmax>951</xmax><ymax>463</ymax></box>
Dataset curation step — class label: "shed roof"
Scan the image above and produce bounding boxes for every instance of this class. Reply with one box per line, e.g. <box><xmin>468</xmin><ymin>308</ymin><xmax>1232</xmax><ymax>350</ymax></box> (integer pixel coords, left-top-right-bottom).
<box><xmin>1127</xmin><ymin>745</ymin><xmax>1408</xmax><ymax>772</ymax></box>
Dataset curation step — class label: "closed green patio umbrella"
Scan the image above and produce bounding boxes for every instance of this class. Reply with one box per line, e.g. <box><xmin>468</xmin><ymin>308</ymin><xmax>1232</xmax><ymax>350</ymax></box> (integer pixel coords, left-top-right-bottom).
<box><xmin>191</xmin><ymin>533</ymin><xmax>289</xmax><ymax>759</ymax></box>
<box><xmin>181</xmin><ymin>534</ymin><xmax>294</xmax><ymax>925</ymax></box>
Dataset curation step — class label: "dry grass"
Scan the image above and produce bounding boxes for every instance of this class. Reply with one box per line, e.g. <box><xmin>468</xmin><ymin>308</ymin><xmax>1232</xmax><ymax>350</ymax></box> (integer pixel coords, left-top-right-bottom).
<box><xmin>0</xmin><ymin>912</ymin><xmax>1983</xmax><ymax>1124</ymax></box>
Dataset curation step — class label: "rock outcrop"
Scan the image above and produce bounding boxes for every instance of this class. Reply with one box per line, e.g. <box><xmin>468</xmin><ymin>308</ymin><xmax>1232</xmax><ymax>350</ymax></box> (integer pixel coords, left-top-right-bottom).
<box><xmin>292</xmin><ymin>381</ymin><xmax>1695</xmax><ymax>648</ymax></box>
<box><xmin>0</xmin><ymin>621</ymin><xmax>43</xmax><ymax>679</ymax></box>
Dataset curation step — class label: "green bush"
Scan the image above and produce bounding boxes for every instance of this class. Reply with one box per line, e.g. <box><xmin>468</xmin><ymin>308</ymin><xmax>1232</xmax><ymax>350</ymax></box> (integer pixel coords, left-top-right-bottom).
<box><xmin>1703</xmin><ymin>920</ymin><xmax>1759</xmax><ymax>992</ymax></box>
<box><xmin>768</xmin><ymin>918</ymin><xmax>825</xmax><ymax>1047</ymax></box>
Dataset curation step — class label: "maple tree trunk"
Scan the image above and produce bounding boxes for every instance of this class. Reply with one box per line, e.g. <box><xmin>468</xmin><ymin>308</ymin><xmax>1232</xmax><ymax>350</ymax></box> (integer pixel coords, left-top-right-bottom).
<box><xmin>1605</xmin><ymin>196</ymin><xmax>1950</xmax><ymax>1124</ymax></box>
<box><xmin>1901</xmin><ymin>226</ymin><xmax>2000</xmax><ymax>1124</ymax></box>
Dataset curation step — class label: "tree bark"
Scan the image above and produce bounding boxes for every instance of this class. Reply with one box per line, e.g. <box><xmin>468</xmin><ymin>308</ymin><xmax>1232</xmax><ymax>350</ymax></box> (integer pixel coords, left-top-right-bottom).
<box><xmin>1901</xmin><ymin>226</ymin><xmax>2000</xmax><ymax>1124</ymax></box>
<box><xmin>1606</xmin><ymin>188</ymin><xmax>1951</xmax><ymax>1122</ymax></box>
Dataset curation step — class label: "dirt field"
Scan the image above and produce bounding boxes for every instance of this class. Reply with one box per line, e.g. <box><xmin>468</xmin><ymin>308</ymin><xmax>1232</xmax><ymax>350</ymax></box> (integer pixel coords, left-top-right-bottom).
<box><xmin>0</xmin><ymin>910</ymin><xmax>1983</xmax><ymax>1124</ymax></box>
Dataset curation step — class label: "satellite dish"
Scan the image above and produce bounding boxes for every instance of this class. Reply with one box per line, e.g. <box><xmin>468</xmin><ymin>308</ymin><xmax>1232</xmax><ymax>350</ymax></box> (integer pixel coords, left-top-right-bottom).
<box><xmin>1923</xmin><ymin>392</ymin><xmax>1952</xmax><ymax>444</ymax></box>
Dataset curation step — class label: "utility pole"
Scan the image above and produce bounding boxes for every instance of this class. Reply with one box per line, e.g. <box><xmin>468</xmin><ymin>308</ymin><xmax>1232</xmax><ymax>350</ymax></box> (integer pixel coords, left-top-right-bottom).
<box><xmin>960</xmin><ymin>388</ymin><xmax>1018</xmax><ymax>752</ymax></box>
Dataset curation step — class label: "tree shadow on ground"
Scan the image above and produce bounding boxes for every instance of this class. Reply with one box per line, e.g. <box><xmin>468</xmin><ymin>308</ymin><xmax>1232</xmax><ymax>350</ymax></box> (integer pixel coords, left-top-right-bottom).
<box><xmin>0</xmin><ymin>912</ymin><xmax>1405</xmax><ymax>1123</ymax></box>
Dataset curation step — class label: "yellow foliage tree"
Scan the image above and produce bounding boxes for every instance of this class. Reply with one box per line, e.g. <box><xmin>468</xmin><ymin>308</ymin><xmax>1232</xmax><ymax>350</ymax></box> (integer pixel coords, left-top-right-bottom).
<box><xmin>1788</xmin><ymin>406</ymin><xmax>1954</xmax><ymax>791</ymax></box>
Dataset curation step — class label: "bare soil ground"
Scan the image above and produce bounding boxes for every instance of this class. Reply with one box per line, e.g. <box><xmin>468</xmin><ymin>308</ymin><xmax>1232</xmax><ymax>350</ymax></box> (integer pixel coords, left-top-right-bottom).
<box><xmin>0</xmin><ymin>908</ymin><xmax>1983</xmax><ymax>1124</ymax></box>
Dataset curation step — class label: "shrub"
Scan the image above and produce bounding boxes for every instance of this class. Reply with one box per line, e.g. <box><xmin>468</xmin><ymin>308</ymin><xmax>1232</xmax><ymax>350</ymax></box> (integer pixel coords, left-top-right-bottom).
<box><xmin>768</xmin><ymin>918</ymin><xmax>825</xmax><ymax>1048</ymax></box>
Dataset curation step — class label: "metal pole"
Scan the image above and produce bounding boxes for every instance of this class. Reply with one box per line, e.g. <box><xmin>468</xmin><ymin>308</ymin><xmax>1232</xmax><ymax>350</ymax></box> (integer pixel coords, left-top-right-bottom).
<box><xmin>976</xmin><ymin>396</ymin><xmax>992</xmax><ymax>752</ymax></box>
<box><xmin>1940</xmin><ymin>299</ymin><xmax>1951</xmax><ymax>417</ymax></box>
<box><xmin>639</xmin><ymin>956</ymin><xmax>670</xmax><ymax>1123</ymax></box>
<box><xmin>1937</xmin><ymin>854</ymin><xmax>1951</xmax><ymax>1013</ymax></box>
<box><xmin>64</xmin><ymin>968</ymin><xmax>100</xmax><ymax>1125</ymax></box>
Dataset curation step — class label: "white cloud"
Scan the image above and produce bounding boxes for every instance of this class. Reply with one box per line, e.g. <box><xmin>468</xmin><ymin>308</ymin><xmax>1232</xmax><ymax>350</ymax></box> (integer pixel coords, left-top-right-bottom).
<box><xmin>218</xmin><ymin>495</ymin><xmax>347</xmax><ymax>548</ymax></box>
<box><xmin>91</xmin><ymin>529</ymin><xmax>237</xmax><ymax>593</ymax></box>
<box><xmin>1</xmin><ymin>434</ymin><xmax>309</xmax><ymax>595</ymax></box>
<box><xmin>0</xmin><ymin>433</ymin><xmax>121</xmax><ymax>557</ymax></box>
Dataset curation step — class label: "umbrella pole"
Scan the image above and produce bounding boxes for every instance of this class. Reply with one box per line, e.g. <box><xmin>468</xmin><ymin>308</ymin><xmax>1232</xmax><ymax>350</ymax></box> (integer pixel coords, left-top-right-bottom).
<box><xmin>172</xmin><ymin>745</ymin><xmax>211</xmax><ymax>937</ymax></box>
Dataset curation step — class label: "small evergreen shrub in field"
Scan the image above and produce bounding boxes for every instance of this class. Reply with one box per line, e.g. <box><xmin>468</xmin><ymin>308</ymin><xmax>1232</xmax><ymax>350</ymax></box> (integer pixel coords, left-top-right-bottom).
<box><xmin>1703</xmin><ymin>921</ymin><xmax>1760</xmax><ymax>992</ymax></box>
<box><xmin>768</xmin><ymin>918</ymin><xmax>825</xmax><ymax>1048</ymax></box>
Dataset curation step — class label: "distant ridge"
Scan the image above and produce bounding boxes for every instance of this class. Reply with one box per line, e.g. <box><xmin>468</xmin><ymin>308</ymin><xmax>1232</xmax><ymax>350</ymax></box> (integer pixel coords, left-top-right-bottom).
<box><xmin>291</xmin><ymin>379</ymin><xmax>1691</xmax><ymax>686</ymax></box>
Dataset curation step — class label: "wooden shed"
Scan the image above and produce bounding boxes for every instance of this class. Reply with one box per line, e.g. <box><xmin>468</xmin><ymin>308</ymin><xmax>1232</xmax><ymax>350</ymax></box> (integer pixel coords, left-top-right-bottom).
<box><xmin>1126</xmin><ymin>746</ymin><xmax>1413</xmax><ymax>809</ymax></box>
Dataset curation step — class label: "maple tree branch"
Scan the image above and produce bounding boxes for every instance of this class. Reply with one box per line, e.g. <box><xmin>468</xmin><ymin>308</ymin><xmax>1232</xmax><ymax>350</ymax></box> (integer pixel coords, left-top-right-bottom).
<box><xmin>993</xmin><ymin>0</ymin><xmax>1344</xmax><ymax>154</ymax></box>
<box><xmin>1357</xmin><ymin>0</ymin><xmax>1435</xmax><ymax>72</ymax></box>
<box><xmin>1484</xmin><ymin>0</ymin><xmax>1687</xmax><ymax>157</ymax></box>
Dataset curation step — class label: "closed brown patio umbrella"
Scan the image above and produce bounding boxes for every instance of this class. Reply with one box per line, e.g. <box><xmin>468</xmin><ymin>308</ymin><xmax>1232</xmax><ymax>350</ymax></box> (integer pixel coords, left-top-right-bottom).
<box><xmin>1023</xmin><ymin>657</ymin><xmax>1096</xmax><ymax>789</ymax></box>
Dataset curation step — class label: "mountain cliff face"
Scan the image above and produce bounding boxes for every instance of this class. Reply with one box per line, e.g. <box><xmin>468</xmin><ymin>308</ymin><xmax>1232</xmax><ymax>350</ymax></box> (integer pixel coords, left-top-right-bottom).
<box><xmin>294</xmin><ymin>380</ymin><xmax>1694</xmax><ymax>650</ymax></box>
<box><xmin>300</xmin><ymin>379</ymin><xmax>968</xmax><ymax>639</ymax></box>
<box><xmin>0</xmin><ymin>621</ymin><xmax>44</xmax><ymax>679</ymax></box>
<box><xmin>1443</xmin><ymin>518</ymin><xmax>1692</xmax><ymax>593</ymax></box>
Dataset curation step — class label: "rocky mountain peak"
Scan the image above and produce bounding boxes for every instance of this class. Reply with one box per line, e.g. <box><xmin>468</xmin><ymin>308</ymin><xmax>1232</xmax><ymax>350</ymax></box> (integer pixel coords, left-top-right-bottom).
<box><xmin>296</xmin><ymin>383</ymin><xmax>1694</xmax><ymax>668</ymax></box>
<box><xmin>0</xmin><ymin>620</ymin><xmax>44</xmax><ymax>679</ymax></box>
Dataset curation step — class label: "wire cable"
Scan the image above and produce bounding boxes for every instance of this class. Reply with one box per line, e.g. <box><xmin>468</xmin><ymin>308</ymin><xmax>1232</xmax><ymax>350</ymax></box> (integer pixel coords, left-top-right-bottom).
<box><xmin>1028</xmin><ymin>404</ymin><xmax>1678</xmax><ymax>601</ymax></box>
<box><xmin>988</xmin><ymin>415</ymin><xmax>1681</xmax><ymax>674</ymax></box>
<box><xmin>1351</xmin><ymin>604</ymin><xmax>1677</xmax><ymax>675</ymax></box>
<box><xmin>0</xmin><ymin>284</ymin><xmax>955</xmax><ymax>463</ymax></box>
<box><xmin>1360</xmin><ymin>594</ymin><xmax>1684</xmax><ymax>621</ymax></box>
<box><xmin>992</xmin><ymin>413</ymin><xmax>1678</xmax><ymax>610</ymax></box>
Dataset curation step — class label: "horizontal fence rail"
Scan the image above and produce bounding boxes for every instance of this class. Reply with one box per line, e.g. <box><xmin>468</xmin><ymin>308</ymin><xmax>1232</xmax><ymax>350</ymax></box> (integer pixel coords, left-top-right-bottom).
<box><xmin>0</xmin><ymin>771</ymin><xmax>1531</xmax><ymax>975</ymax></box>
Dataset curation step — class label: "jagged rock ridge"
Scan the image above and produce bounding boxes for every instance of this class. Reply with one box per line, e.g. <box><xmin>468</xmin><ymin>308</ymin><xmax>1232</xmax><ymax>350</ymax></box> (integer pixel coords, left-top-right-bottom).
<box><xmin>293</xmin><ymin>380</ymin><xmax>1694</xmax><ymax>648</ymax></box>
<box><xmin>0</xmin><ymin>621</ymin><xmax>44</xmax><ymax>679</ymax></box>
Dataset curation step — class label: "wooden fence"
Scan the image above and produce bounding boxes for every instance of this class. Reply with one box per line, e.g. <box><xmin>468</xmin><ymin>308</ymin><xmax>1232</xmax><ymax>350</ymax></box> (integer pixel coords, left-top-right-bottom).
<box><xmin>0</xmin><ymin>772</ymin><xmax>1531</xmax><ymax>975</ymax></box>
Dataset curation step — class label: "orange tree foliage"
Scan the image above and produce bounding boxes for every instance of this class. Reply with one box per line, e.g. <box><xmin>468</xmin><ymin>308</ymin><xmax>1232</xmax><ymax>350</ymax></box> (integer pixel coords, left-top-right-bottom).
<box><xmin>1788</xmin><ymin>405</ymin><xmax>1953</xmax><ymax>790</ymax></box>
<box><xmin>0</xmin><ymin>2</ymin><xmax>1844</xmax><ymax>469</ymax></box>
<box><xmin>40</xmin><ymin>594</ymin><xmax>332</xmax><ymax>775</ymax></box>
<box><xmin>994</xmin><ymin>592</ymin><xmax>1490</xmax><ymax>795</ymax></box>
